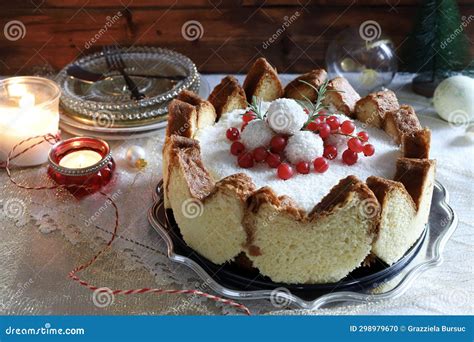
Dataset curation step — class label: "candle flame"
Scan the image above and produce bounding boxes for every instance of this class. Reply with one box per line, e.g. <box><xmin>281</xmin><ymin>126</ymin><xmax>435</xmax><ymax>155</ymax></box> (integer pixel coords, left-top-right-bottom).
<box><xmin>8</xmin><ymin>83</ymin><xmax>28</xmax><ymax>98</ymax></box>
<box><xmin>19</xmin><ymin>93</ymin><xmax>35</xmax><ymax>108</ymax></box>
<box><xmin>78</xmin><ymin>155</ymin><xmax>85</xmax><ymax>168</ymax></box>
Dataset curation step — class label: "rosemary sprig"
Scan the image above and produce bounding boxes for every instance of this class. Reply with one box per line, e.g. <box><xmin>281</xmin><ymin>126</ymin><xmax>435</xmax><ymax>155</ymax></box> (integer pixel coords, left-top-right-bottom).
<box><xmin>245</xmin><ymin>96</ymin><xmax>266</xmax><ymax>120</ymax></box>
<box><xmin>298</xmin><ymin>79</ymin><xmax>344</xmax><ymax>128</ymax></box>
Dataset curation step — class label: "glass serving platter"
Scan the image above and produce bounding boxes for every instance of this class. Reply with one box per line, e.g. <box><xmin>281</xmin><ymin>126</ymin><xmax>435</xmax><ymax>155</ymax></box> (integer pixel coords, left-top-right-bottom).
<box><xmin>148</xmin><ymin>180</ymin><xmax>457</xmax><ymax>309</ymax></box>
<box><xmin>56</xmin><ymin>47</ymin><xmax>199</xmax><ymax>123</ymax></box>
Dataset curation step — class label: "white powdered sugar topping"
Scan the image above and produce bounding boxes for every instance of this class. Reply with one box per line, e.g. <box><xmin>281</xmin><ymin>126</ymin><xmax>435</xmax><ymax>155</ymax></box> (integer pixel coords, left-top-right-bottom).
<box><xmin>285</xmin><ymin>131</ymin><xmax>324</xmax><ymax>164</ymax></box>
<box><xmin>195</xmin><ymin>108</ymin><xmax>400</xmax><ymax>212</ymax></box>
<box><xmin>266</xmin><ymin>98</ymin><xmax>307</xmax><ymax>135</ymax></box>
<box><xmin>240</xmin><ymin>119</ymin><xmax>274</xmax><ymax>150</ymax></box>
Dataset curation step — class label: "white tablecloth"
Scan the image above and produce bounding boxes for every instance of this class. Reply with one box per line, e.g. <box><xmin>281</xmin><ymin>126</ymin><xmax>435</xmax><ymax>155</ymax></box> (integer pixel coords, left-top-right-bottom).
<box><xmin>0</xmin><ymin>74</ymin><xmax>472</xmax><ymax>315</ymax></box>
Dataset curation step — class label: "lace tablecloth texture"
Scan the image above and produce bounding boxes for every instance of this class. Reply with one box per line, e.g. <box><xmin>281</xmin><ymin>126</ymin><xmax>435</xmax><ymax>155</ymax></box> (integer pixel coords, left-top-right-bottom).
<box><xmin>0</xmin><ymin>74</ymin><xmax>473</xmax><ymax>315</ymax></box>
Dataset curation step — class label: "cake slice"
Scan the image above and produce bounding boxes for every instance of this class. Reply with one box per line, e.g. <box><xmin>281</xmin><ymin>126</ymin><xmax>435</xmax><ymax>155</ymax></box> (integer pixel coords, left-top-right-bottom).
<box><xmin>355</xmin><ymin>90</ymin><xmax>399</xmax><ymax>128</ymax></box>
<box><xmin>394</xmin><ymin>158</ymin><xmax>436</xmax><ymax>229</ymax></box>
<box><xmin>243</xmin><ymin>176</ymin><xmax>378</xmax><ymax>283</ymax></box>
<box><xmin>208</xmin><ymin>76</ymin><xmax>247</xmax><ymax>120</ymax></box>
<box><xmin>322</xmin><ymin>77</ymin><xmax>361</xmax><ymax>117</ymax></box>
<box><xmin>243</xmin><ymin>57</ymin><xmax>283</xmax><ymax>102</ymax></box>
<box><xmin>166</xmin><ymin>135</ymin><xmax>256</xmax><ymax>264</ymax></box>
<box><xmin>394</xmin><ymin>158</ymin><xmax>436</xmax><ymax>212</ymax></box>
<box><xmin>383</xmin><ymin>105</ymin><xmax>422</xmax><ymax>144</ymax></box>
<box><xmin>165</xmin><ymin>99</ymin><xmax>198</xmax><ymax>139</ymax></box>
<box><xmin>162</xmin><ymin>134</ymin><xmax>199</xmax><ymax>208</ymax></box>
<box><xmin>402</xmin><ymin>128</ymin><xmax>431</xmax><ymax>159</ymax></box>
<box><xmin>163</xmin><ymin>97</ymin><xmax>216</xmax><ymax>207</ymax></box>
<box><xmin>177</xmin><ymin>90</ymin><xmax>217</xmax><ymax>127</ymax></box>
<box><xmin>283</xmin><ymin>69</ymin><xmax>327</xmax><ymax>102</ymax></box>
<box><xmin>367</xmin><ymin>176</ymin><xmax>418</xmax><ymax>265</ymax></box>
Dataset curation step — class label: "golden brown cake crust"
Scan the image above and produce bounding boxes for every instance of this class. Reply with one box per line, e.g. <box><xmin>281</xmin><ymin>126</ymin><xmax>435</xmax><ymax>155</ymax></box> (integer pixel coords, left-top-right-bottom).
<box><xmin>246</xmin><ymin>187</ymin><xmax>306</xmax><ymax>219</ymax></box>
<box><xmin>168</xmin><ymin>136</ymin><xmax>258</xmax><ymax>204</ymax></box>
<box><xmin>284</xmin><ymin>69</ymin><xmax>327</xmax><ymax>102</ymax></box>
<box><xmin>383</xmin><ymin>105</ymin><xmax>422</xmax><ymax>144</ymax></box>
<box><xmin>177</xmin><ymin>89</ymin><xmax>205</xmax><ymax>106</ymax></box>
<box><xmin>178</xmin><ymin>90</ymin><xmax>217</xmax><ymax>127</ymax></box>
<box><xmin>355</xmin><ymin>90</ymin><xmax>399</xmax><ymax>128</ymax></box>
<box><xmin>394</xmin><ymin>157</ymin><xmax>436</xmax><ymax>209</ymax></box>
<box><xmin>166</xmin><ymin>99</ymin><xmax>197</xmax><ymax>138</ymax></box>
<box><xmin>166</xmin><ymin>135</ymin><xmax>214</xmax><ymax>200</ymax></box>
<box><xmin>208</xmin><ymin>76</ymin><xmax>247</xmax><ymax>119</ymax></box>
<box><xmin>211</xmin><ymin>173</ymin><xmax>256</xmax><ymax>202</ymax></box>
<box><xmin>367</xmin><ymin>176</ymin><xmax>406</xmax><ymax>205</ymax></box>
<box><xmin>322</xmin><ymin>77</ymin><xmax>361</xmax><ymax>117</ymax></box>
<box><xmin>244</xmin><ymin>187</ymin><xmax>306</xmax><ymax>257</ymax></box>
<box><xmin>402</xmin><ymin>128</ymin><xmax>431</xmax><ymax>159</ymax></box>
<box><xmin>310</xmin><ymin>175</ymin><xmax>376</xmax><ymax>218</ymax></box>
<box><xmin>366</xmin><ymin>175</ymin><xmax>418</xmax><ymax>248</ymax></box>
<box><xmin>243</xmin><ymin>57</ymin><xmax>284</xmax><ymax>102</ymax></box>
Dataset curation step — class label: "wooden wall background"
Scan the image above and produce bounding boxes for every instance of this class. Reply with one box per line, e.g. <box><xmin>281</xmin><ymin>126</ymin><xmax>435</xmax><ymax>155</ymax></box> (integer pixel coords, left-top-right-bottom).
<box><xmin>0</xmin><ymin>0</ymin><xmax>473</xmax><ymax>75</ymax></box>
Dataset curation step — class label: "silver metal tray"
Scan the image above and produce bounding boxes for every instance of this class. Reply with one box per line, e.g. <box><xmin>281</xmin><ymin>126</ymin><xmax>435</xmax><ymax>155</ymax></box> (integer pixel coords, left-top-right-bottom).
<box><xmin>148</xmin><ymin>180</ymin><xmax>457</xmax><ymax>309</ymax></box>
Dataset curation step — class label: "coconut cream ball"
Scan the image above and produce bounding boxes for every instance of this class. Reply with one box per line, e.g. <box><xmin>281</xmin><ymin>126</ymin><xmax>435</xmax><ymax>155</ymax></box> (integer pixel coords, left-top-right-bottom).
<box><xmin>266</xmin><ymin>98</ymin><xmax>307</xmax><ymax>135</ymax></box>
<box><xmin>240</xmin><ymin>119</ymin><xmax>274</xmax><ymax>150</ymax></box>
<box><xmin>285</xmin><ymin>131</ymin><xmax>324</xmax><ymax>164</ymax></box>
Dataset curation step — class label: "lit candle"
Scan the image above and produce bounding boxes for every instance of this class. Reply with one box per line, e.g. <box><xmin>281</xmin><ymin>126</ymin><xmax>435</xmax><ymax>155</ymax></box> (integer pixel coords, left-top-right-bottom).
<box><xmin>59</xmin><ymin>150</ymin><xmax>103</xmax><ymax>169</ymax></box>
<box><xmin>0</xmin><ymin>77</ymin><xmax>60</xmax><ymax>166</ymax></box>
<box><xmin>48</xmin><ymin>137</ymin><xmax>115</xmax><ymax>197</ymax></box>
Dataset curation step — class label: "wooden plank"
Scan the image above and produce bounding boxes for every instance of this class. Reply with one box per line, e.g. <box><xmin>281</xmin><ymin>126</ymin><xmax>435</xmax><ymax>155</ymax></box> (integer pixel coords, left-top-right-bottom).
<box><xmin>0</xmin><ymin>5</ymin><xmax>472</xmax><ymax>74</ymax></box>
<box><xmin>4</xmin><ymin>0</ymin><xmax>469</xmax><ymax>9</ymax></box>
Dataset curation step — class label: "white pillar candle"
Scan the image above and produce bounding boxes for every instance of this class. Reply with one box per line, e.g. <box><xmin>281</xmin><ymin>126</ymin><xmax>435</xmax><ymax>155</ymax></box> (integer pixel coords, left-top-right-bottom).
<box><xmin>0</xmin><ymin>77</ymin><xmax>60</xmax><ymax>167</ymax></box>
<box><xmin>59</xmin><ymin>150</ymin><xmax>102</xmax><ymax>169</ymax></box>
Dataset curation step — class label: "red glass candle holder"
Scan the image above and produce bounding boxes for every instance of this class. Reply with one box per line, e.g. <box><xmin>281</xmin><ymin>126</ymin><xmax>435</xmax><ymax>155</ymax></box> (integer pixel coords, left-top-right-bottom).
<box><xmin>48</xmin><ymin>137</ymin><xmax>115</xmax><ymax>197</ymax></box>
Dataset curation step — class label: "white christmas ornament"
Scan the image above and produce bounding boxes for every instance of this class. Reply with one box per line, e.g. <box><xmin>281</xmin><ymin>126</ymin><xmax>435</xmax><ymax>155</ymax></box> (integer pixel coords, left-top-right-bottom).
<box><xmin>285</xmin><ymin>131</ymin><xmax>324</xmax><ymax>164</ymax></box>
<box><xmin>240</xmin><ymin>120</ymin><xmax>274</xmax><ymax>150</ymax></box>
<box><xmin>266</xmin><ymin>98</ymin><xmax>307</xmax><ymax>135</ymax></box>
<box><xmin>126</xmin><ymin>145</ymin><xmax>147</xmax><ymax>169</ymax></box>
<box><xmin>433</xmin><ymin>75</ymin><xmax>474</xmax><ymax>125</ymax></box>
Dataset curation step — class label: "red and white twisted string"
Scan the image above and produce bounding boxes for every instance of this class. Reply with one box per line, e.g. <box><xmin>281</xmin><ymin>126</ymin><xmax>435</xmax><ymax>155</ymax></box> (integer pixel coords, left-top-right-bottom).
<box><xmin>3</xmin><ymin>134</ymin><xmax>251</xmax><ymax>315</ymax></box>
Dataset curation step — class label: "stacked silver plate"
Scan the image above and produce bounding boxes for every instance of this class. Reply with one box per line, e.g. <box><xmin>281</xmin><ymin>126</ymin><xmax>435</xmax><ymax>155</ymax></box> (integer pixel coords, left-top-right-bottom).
<box><xmin>56</xmin><ymin>47</ymin><xmax>208</xmax><ymax>139</ymax></box>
